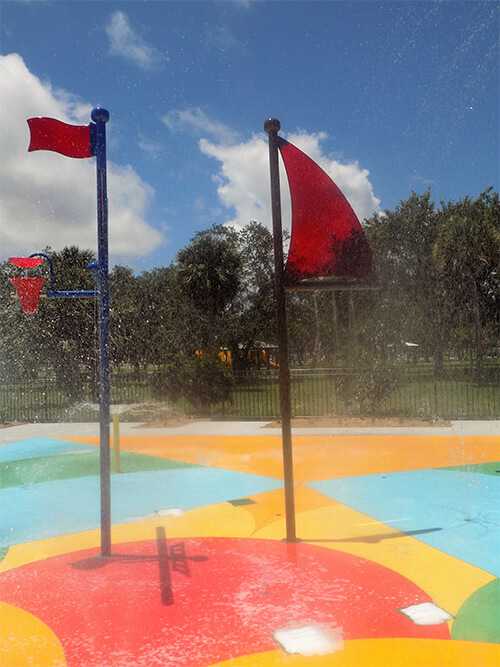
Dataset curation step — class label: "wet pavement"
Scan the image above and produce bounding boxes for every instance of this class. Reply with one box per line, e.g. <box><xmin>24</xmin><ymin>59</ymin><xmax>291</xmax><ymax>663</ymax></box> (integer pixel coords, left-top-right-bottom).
<box><xmin>1</xmin><ymin>421</ymin><xmax>499</xmax><ymax>666</ymax></box>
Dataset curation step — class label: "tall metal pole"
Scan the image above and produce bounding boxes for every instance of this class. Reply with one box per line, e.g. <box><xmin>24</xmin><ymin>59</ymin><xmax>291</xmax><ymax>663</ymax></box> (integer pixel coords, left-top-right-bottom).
<box><xmin>264</xmin><ymin>118</ymin><xmax>298</xmax><ymax>543</ymax></box>
<box><xmin>91</xmin><ymin>107</ymin><xmax>111</xmax><ymax>557</ymax></box>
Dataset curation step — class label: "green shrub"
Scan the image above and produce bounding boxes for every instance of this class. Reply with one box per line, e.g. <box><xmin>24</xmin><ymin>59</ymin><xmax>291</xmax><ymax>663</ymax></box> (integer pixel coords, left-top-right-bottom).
<box><xmin>152</xmin><ymin>352</ymin><xmax>233</xmax><ymax>415</ymax></box>
<box><xmin>334</xmin><ymin>357</ymin><xmax>403</xmax><ymax>415</ymax></box>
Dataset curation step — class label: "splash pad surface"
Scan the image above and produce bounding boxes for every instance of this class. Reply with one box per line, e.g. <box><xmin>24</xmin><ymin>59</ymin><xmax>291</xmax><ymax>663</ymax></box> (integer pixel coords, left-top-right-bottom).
<box><xmin>1</xmin><ymin>424</ymin><xmax>499</xmax><ymax>666</ymax></box>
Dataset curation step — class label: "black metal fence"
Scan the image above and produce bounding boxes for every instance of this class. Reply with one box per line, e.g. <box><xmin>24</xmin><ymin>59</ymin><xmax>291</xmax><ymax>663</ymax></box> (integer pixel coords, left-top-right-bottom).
<box><xmin>1</xmin><ymin>366</ymin><xmax>498</xmax><ymax>423</ymax></box>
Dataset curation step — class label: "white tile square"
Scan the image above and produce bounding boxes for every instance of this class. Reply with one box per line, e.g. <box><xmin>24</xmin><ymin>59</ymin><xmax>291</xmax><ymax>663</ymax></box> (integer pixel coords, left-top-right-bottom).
<box><xmin>273</xmin><ymin>624</ymin><xmax>343</xmax><ymax>656</ymax></box>
<box><xmin>399</xmin><ymin>602</ymin><xmax>453</xmax><ymax>626</ymax></box>
<box><xmin>156</xmin><ymin>508</ymin><xmax>184</xmax><ymax>516</ymax></box>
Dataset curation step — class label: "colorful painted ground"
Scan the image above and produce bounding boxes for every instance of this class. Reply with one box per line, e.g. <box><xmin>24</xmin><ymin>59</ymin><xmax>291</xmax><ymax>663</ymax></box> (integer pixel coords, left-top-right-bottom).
<box><xmin>1</xmin><ymin>428</ymin><xmax>499</xmax><ymax>666</ymax></box>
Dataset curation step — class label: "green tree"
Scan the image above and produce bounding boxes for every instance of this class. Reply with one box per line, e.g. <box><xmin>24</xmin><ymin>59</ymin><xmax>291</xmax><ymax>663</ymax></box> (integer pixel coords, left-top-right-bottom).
<box><xmin>39</xmin><ymin>246</ymin><xmax>98</xmax><ymax>399</ymax></box>
<box><xmin>1</xmin><ymin>246</ymin><xmax>98</xmax><ymax>398</ymax></box>
<box><xmin>0</xmin><ymin>258</ymin><xmax>47</xmax><ymax>382</ymax></box>
<box><xmin>109</xmin><ymin>265</ymin><xmax>140</xmax><ymax>370</ymax></box>
<box><xmin>139</xmin><ymin>266</ymin><xmax>201</xmax><ymax>364</ymax></box>
<box><xmin>220</xmin><ymin>222</ymin><xmax>277</xmax><ymax>369</ymax></box>
<box><xmin>152</xmin><ymin>351</ymin><xmax>233</xmax><ymax>415</ymax></box>
<box><xmin>176</xmin><ymin>225</ymin><xmax>241</xmax><ymax>348</ymax></box>
<box><xmin>109</xmin><ymin>265</ymin><xmax>201</xmax><ymax>375</ymax></box>
<box><xmin>433</xmin><ymin>189</ymin><xmax>500</xmax><ymax>377</ymax></box>
<box><xmin>365</xmin><ymin>191</ymin><xmax>451</xmax><ymax>374</ymax></box>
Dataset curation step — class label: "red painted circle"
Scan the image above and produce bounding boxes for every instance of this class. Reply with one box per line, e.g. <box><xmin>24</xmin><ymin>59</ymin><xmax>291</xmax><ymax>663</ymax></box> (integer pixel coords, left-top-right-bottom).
<box><xmin>0</xmin><ymin>538</ymin><xmax>449</xmax><ymax>666</ymax></box>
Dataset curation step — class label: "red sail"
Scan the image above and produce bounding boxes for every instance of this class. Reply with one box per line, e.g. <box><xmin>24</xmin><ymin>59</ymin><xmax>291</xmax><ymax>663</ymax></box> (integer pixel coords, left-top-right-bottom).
<box><xmin>27</xmin><ymin>117</ymin><xmax>94</xmax><ymax>158</ymax></box>
<box><xmin>278</xmin><ymin>139</ymin><xmax>373</xmax><ymax>282</ymax></box>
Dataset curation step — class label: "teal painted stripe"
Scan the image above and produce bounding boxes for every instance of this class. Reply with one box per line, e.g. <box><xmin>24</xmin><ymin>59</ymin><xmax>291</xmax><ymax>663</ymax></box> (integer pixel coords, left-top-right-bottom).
<box><xmin>308</xmin><ymin>469</ymin><xmax>500</xmax><ymax>576</ymax></box>
<box><xmin>1</xmin><ymin>467</ymin><xmax>282</xmax><ymax>547</ymax></box>
<box><xmin>0</xmin><ymin>437</ymin><xmax>96</xmax><ymax>463</ymax></box>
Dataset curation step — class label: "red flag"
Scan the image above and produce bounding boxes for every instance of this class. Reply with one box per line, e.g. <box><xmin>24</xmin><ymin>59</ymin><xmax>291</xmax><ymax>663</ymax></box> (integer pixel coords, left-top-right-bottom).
<box><xmin>278</xmin><ymin>139</ymin><xmax>373</xmax><ymax>282</ymax></box>
<box><xmin>27</xmin><ymin>117</ymin><xmax>94</xmax><ymax>158</ymax></box>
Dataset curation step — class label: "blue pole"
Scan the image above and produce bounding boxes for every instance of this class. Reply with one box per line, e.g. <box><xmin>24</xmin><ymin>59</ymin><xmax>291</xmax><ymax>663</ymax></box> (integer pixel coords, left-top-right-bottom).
<box><xmin>91</xmin><ymin>107</ymin><xmax>111</xmax><ymax>558</ymax></box>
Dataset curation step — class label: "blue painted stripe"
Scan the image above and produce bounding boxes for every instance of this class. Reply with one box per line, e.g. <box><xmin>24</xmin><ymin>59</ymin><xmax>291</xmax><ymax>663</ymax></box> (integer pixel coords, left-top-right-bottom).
<box><xmin>1</xmin><ymin>467</ymin><xmax>281</xmax><ymax>547</ymax></box>
<box><xmin>0</xmin><ymin>437</ymin><xmax>96</xmax><ymax>463</ymax></box>
<box><xmin>307</xmin><ymin>469</ymin><xmax>500</xmax><ymax>576</ymax></box>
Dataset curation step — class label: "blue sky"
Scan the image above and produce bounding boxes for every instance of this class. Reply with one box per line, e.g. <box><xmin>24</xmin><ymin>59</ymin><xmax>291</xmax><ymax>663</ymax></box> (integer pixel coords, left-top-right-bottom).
<box><xmin>1</xmin><ymin>0</ymin><xmax>498</xmax><ymax>272</ymax></box>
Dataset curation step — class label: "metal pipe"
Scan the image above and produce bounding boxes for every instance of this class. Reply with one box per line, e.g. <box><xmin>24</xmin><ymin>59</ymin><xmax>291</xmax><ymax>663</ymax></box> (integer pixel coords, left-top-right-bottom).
<box><xmin>264</xmin><ymin>118</ymin><xmax>298</xmax><ymax>543</ymax></box>
<box><xmin>91</xmin><ymin>107</ymin><xmax>112</xmax><ymax>558</ymax></box>
<box><xmin>113</xmin><ymin>413</ymin><xmax>120</xmax><ymax>473</ymax></box>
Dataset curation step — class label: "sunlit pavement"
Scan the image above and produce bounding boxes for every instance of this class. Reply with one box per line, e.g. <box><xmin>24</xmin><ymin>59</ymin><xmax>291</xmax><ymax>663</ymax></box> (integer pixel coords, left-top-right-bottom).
<box><xmin>1</xmin><ymin>421</ymin><xmax>499</xmax><ymax>666</ymax></box>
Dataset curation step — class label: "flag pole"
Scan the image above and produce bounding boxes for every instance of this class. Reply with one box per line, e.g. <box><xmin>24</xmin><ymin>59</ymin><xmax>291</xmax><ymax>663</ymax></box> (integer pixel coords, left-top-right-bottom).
<box><xmin>91</xmin><ymin>107</ymin><xmax>111</xmax><ymax>558</ymax></box>
<box><xmin>264</xmin><ymin>118</ymin><xmax>298</xmax><ymax>543</ymax></box>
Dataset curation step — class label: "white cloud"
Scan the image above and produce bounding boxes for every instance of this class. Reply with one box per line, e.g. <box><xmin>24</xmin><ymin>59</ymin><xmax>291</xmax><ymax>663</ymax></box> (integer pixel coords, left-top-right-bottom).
<box><xmin>204</xmin><ymin>0</ymin><xmax>254</xmax><ymax>53</ymax></box>
<box><xmin>162</xmin><ymin>108</ymin><xmax>240</xmax><ymax>145</ymax></box>
<box><xmin>137</xmin><ymin>134</ymin><xmax>162</xmax><ymax>159</ymax></box>
<box><xmin>0</xmin><ymin>53</ymin><xmax>164</xmax><ymax>263</ymax></box>
<box><xmin>200</xmin><ymin>135</ymin><xmax>270</xmax><ymax>227</ymax></box>
<box><xmin>205</xmin><ymin>23</ymin><xmax>247</xmax><ymax>54</ymax></box>
<box><xmin>200</xmin><ymin>130</ymin><xmax>381</xmax><ymax>234</ymax></box>
<box><xmin>105</xmin><ymin>11</ymin><xmax>162</xmax><ymax>70</ymax></box>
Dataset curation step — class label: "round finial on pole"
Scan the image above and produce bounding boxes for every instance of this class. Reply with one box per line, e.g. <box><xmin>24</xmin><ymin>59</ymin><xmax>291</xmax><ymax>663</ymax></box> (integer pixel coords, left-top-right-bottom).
<box><xmin>91</xmin><ymin>107</ymin><xmax>110</xmax><ymax>123</ymax></box>
<box><xmin>264</xmin><ymin>118</ymin><xmax>281</xmax><ymax>134</ymax></box>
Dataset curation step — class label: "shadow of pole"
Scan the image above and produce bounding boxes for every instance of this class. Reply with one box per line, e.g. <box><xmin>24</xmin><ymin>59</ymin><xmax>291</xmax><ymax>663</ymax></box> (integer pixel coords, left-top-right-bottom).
<box><xmin>70</xmin><ymin>527</ymin><xmax>208</xmax><ymax>607</ymax></box>
<box><xmin>302</xmin><ymin>527</ymin><xmax>443</xmax><ymax>544</ymax></box>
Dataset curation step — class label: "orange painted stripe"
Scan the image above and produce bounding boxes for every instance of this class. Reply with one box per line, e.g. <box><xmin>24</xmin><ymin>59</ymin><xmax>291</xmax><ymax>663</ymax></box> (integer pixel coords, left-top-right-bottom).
<box><xmin>60</xmin><ymin>435</ymin><xmax>500</xmax><ymax>482</ymax></box>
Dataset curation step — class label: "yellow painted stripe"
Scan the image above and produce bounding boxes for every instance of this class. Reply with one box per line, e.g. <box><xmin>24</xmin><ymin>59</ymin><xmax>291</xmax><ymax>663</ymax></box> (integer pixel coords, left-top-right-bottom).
<box><xmin>0</xmin><ymin>502</ymin><xmax>255</xmax><ymax>573</ymax></box>
<box><xmin>209</xmin><ymin>639</ymin><xmax>500</xmax><ymax>666</ymax></box>
<box><xmin>0</xmin><ymin>602</ymin><xmax>66</xmax><ymax>667</ymax></box>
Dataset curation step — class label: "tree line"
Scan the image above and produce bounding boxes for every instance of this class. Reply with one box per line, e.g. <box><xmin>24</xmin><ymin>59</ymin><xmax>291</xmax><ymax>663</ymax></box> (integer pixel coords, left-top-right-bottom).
<box><xmin>1</xmin><ymin>188</ymin><xmax>499</xmax><ymax>396</ymax></box>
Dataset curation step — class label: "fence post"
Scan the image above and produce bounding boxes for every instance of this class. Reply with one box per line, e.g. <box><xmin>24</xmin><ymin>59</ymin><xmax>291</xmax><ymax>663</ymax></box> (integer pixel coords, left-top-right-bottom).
<box><xmin>43</xmin><ymin>375</ymin><xmax>48</xmax><ymax>422</ymax></box>
<box><xmin>112</xmin><ymin>413</ymin><xmax>120</xmax><ymax>473</ymax></box>
<box><xmin>434</xmin><ymin>376</ymin><xmax>438</xmax><ymax>418</ymax></box>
